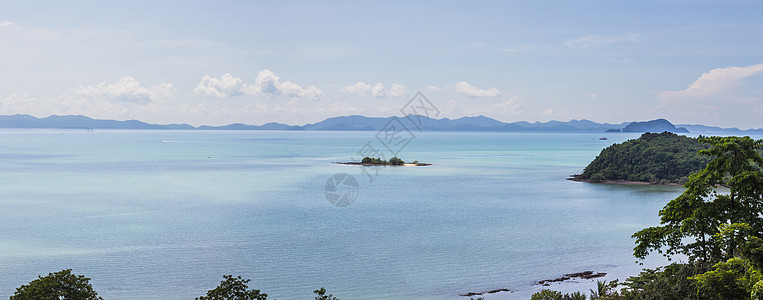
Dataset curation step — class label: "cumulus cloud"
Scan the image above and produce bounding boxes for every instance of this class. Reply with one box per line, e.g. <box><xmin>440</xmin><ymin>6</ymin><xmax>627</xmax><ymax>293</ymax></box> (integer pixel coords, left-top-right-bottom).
<box><xmin>245</xmin><ymin>69</ymin><xmax>324</xmax><ymax>98</ymax></box>
<box><xmin>194</xmin><ymin>73</ymin><xmax>244</xmax><ymax>97</ymax></box>
<box><xmin>653</xmin><ymin>63</ymin><xmax>763</xmax><ymax>128</ymax></box>
<box><xmin>196</xmin><ymin>70</ymin><xmax>324</xmax><ymax>98</ymax></box>
<box><xmin>660</xmin><ymin>63</ymin><xmax>763</xmax><ymax>100</ymax></box>
<box><xmin>73</xmin><ymin>77</ymin><xmax>175</xmax><ymax>104</ymax></box>
<box><xmin>564</xmin><ymin>32</ymin><xmax>640</xmax><ymax>49</ymax></box>
<box><xmin>339</xmin><ymin>81</ymin><xmax>408</xmax><ymax>97</ymax></box>
<box><xmin>454</xmin><ymin>81</ymin><xmax>502</xmax><ymax>97</ymax></box>
<box><xmin>0</xmin><ymin>21</ymin><xmax>14</xmax><ymax>28</ymax></box>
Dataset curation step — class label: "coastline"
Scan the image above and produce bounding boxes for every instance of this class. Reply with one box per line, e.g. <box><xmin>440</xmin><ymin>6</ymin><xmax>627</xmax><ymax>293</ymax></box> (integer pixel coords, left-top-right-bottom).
<box><xmin>566</xmin><ymin>175</ymin><xmax>682</xmax><ymax>186</ymax></box>
<box><xmin>455</xmin><ymin>264</ymin><xmax>657</xmax><ymax>299</ymax></box>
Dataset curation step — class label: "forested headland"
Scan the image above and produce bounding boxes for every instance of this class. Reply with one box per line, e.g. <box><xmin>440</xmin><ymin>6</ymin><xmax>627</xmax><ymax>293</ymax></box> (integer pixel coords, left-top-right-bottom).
<box><xmin>577</xmin><ymin>132</ymin><xmax>711</xmax><ymax>184</ymax></box>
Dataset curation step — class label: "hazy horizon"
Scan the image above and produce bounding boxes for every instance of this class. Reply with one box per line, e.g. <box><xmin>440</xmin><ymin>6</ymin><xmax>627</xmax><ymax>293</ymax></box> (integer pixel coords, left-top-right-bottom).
<box><xmin>5</xmin><ymin>113</ymin><xmax>763</xmax><ymax>131</ymax></box>
<box><xmin>1</xmin><ymin>1</ymin><xmax>762</xmax><ymax>128</ymax></box>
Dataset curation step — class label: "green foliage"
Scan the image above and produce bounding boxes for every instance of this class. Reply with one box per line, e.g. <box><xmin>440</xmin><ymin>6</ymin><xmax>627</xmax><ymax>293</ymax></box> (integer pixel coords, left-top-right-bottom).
<box><xmin>582</xmin><ymin>132</ymin><xmax>711</xmax><ymax>183</ymax></box>
<box><xmin>196</xmin><ymin>275</ymin><xmax>269</xmax><ymax>300</ymax></box>
<box><xmin>11</xmin><ymin>269</ymin><xmax>102</xmax><ymax>300</ymax></box>
<box><xmin>388</xmin><ymin>156</ymin><xmax>405</xmax><ymax>165</ymax></box>
<box><xmin>531</xmin><ymin>289</ymin><xmax>563</xmax><ymax>300</ymax></box>
<box><xmin>313</xmin><ymin>287</ymin><xmax>339</xmax><ymax>300</ymax></box>
<box><xmin>556</xmin><ymin>136</ymin><xmax>763</xmax><ymax>300</ymax></box>
<box><xmin>632</xmin><ymin>136</ymin><xmax>763</xmax><ymax>263</ymax></box>
<box><xmin>690</xmin><ymin>257</ymin><xmax>761</xmax><ymax>300</ymax></box>
<box><xmin>619</xmin><ymin>263</ymin><xmax>706</xmax><ymax>300</ymax></box>
<box><xmin>360</xmin><ymin>156</ymin><xmax>407</xmax><ymax>165</ymax></box>
<box><xmin>618</xmin><ymin>136</ymin><xmax>763</xmax><ymax>299</ymax></box>
<box><xmin>564</xmin><ymin>291</ymin><xmax>588</xmax><ymax>300</ymax></box>
<box><xmin>590</xmin><ymin>280</ymin><xmax>613</xmax><ymax>299</ymax></box>
<box><xmin>752</xmin><ymin>280</ymin><xmax>763</xmax><ymax>300</ymax></box>
<box><xmin>590</xmin><ymin>172</ymin><xmax>607</xmax><ymax>183</ymax></box>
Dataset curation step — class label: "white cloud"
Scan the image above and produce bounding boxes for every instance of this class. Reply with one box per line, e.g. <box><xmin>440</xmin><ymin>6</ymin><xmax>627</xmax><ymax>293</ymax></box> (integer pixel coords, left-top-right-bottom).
<box><xmin>659</xmin><ymin>63</ymin><xmax>763</xmax><ymax>100</ymax></box>
<box><xmin>194</xmin><ymin>73</ymin><xmax>244</xmax><ymax>97</ymax></box>
<box><xmin>0</xmin><ymin>21</ymin><xmax>14</xmax><ymax>28</ymax></box>
<box><xmin>454</xmin><ymin>81</ymin><xmax>502</xmax><ymax>97</ymax></box>
<box><xmin>197</xmin><ymin>70</ymin><xmax>324</xmax><ymax>99</ymax></box>
<box><xmin>73</xmin><ymin>77</ymin><xmax>175</xmax><ymax>104</ymax></box>
<box><xmin>244</xmin><ymin>69</ymin><xmax>324</xmax><ymax>98</ymax></box>
<box><xmin>653</xmin><ymin>63</ymin><xmax>763</xmax><ymax>128</ymax></box>
<box><xmin>564</xmin><ymin>32</ymin><xmax>640</xmax><ymax>49</ymax></box>
<box><xmin>339</xmin><ymin>81</ymin><xmax>408</xmax><ymax>98</ymax></box>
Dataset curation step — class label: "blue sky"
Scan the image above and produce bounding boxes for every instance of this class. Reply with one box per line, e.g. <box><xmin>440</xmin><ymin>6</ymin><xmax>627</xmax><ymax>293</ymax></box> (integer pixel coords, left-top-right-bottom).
<box><xmin>1</xmin><ymin>0</ymin><xmax>763</xmax><ymax>128</ymax></box>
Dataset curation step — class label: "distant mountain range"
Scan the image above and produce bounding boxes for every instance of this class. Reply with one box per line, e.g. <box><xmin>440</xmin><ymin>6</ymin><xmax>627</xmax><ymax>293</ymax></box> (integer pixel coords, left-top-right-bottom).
<box><xmin>0</xmin><ymin>114</ymin><xmax>761</xmax><ymax>133</ymax></box>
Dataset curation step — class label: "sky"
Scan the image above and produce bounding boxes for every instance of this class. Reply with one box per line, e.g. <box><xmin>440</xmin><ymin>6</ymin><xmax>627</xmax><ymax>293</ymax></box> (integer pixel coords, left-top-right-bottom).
<box><xmin>1</xmin><ymin>0</ymin><xmax>763</xmax><ymax>128</ymax></box>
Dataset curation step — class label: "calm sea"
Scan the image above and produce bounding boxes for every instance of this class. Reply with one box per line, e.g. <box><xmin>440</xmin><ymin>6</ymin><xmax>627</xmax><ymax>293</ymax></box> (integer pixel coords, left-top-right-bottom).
<box><xmin>0</xmin><ymin>129</ymin><xmax>722</xmax><ymax>299</ymax></box>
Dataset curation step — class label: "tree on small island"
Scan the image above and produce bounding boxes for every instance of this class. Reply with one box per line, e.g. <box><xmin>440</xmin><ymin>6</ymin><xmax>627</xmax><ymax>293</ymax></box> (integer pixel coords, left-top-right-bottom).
<box><xmin>388</xmin><ymin>156</ymin><xmax>404</xmax><ymax>165</ymax></box>
<box><xmin>359</xmin><ymin>156</ymin><xmax>405</xmax><ymax>165</ymax></box>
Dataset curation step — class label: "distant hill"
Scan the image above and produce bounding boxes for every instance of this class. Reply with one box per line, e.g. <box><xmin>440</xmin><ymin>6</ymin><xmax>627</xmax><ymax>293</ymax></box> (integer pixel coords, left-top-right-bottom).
<box><xmin>302</xmin><ymin>115</ymin><xmax>624</xmax><ymax>131</ymax></box>
<box><xmin>0</xmin><ymin>114</ymin><xmax>178</xmax><ymax>129</ymax></box>
<box><xmin>620</xmin><ymin>119</ymin><xmax>689</xmax><ymax>133</ymax></box>
<box><xmin>0</xmin><ymin>114</ymin><xmax>759</xmax><ymax>133</ymax></box>
<box><xmin>578</xmin><ymin>132</ymin><xmax>711</xmax><ymax>184</ymax></box>
<box><xmin>677</xmin><ymin>124</ymin><xmax>763</xmax><ymax>134</ymax></box>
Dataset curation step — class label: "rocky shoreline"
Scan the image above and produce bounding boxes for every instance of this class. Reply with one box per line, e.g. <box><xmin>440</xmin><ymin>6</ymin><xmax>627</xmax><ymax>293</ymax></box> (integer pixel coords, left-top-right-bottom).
<box><xmin>534</xmin><ymin>271</ymin><xmax>607</xmax><ymax>286</ymax></box>
<box><xmin>459</xmin><ymin>288</ymin><xmax>515</xmax><ymax>297</ymax></box>
<box><xmin>566</xmin><ymin>174</ymin><xmax>681</xmax><ymax>186</ymax></box>
<box><xmin>459</xmin><ymin>270</ymin><xmax>606</xmax><ymax>297</ymax></box>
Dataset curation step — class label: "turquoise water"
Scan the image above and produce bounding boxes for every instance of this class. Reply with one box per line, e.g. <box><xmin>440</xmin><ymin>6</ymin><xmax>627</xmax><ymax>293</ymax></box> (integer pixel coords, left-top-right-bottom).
<box><xmin>0</xmin><ymin>130</ymin><xmax>702</xmax><ymax>299</ymax></box>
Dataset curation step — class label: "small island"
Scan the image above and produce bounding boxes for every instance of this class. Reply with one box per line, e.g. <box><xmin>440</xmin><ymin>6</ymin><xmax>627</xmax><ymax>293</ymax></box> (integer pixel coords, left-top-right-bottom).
<box><xmin>335</xmin><ymin>156</ymin><xmax>431</xmax><ymax>166</ymax></box>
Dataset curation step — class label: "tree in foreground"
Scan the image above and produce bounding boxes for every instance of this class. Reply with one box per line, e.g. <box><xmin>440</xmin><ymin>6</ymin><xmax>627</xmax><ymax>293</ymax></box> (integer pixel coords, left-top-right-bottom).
<box><xmin>313</xmin><ymin>288</ymin><xmax>339</xmax><ymax>300</ymax></box>
<box><xmin>196</xmin><ymin>275</ymin><xmax>269</xmax><ymax>300</ymax></box>
<box><xmin>11</xmin><ymin>269</ymin><xmax>102</xmax><ymax>300</ymax></box>
<box><xmin>530</xmin><ymin>289</ymin><xmax>587</xmax><ymax>300</ymax></box>
<box><xmin>633</xmin><ymin>136</ymin><xmax>763</xmax><ymax>265</ymax></box>
<box><xmin>538</xmin><ymin>136</ymin><xmax>763</xmax><ymax>299</ymax></box>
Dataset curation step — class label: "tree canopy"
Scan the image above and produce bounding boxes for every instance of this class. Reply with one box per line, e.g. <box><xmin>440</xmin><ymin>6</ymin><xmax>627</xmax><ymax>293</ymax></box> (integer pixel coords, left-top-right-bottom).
<box><xmin>581</xmin><ymin>132</ymin><xmax>711</xmax><ymax>184</ymax></box>
<box><xmin>11</xmin><ymin>269</ymin><xmax>102</xmax><ymax>300</ymax></box>
<box><xmin>632</xmin><ymin>136</ymin><xmax>763</xmax><ymax>264</ymax></box>
<box><xmin>360</xmin><ymin>156</ymin><xmax>405</xmax><ymax>165</ymax></box>
<box><xmin>536</xmin><ymin>135</ymin><xmax>763</xmax><ymax>299</ymax></box>
<box><xmin>196</xmin><ymin>275</ymin><xmax>269</xmax><ymax>300</ymax></box>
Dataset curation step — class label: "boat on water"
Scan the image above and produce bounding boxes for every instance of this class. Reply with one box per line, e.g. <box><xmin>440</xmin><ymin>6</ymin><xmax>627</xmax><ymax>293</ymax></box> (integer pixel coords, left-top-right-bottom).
<box><xmin>599</xmin><ymin>137</ymin><xmax>608</xmax><ymax>140</ymax></box>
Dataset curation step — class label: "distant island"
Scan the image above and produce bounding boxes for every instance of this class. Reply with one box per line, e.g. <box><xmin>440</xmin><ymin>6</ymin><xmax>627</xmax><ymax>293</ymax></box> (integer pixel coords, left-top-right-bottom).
<box><xmin>570</xmin><ymin>132</ymin><xmax>711</xmax><ymax>184</ymax></box>
<box><xmin>605</xmin><ymin>118</ymin><xmax>688</xmax><ymax>133</ymax></box>
<box><xmin>0</xmin><ymin>114</ymin><xmax>762</xmax><ymax>133</ymax></box>
<box><xmin>335</xmin><ymin>157</ymin><xmax>431</xmax><ymax>166</ymax></box>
